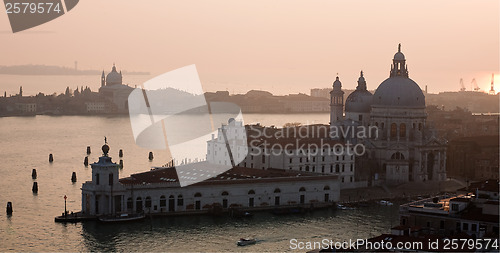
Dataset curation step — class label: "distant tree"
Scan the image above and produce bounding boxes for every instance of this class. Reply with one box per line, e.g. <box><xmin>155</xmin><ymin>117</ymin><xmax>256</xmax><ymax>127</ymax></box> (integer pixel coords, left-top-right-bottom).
<box><xmin>283</xmin><ymin>122</ymin><xmax>302</xmax><ymax>128</ymax></box>
<box><xmin>65</xmin><ymin>87</ymin><xmax>71</xmax><ymax>96</ymax></box>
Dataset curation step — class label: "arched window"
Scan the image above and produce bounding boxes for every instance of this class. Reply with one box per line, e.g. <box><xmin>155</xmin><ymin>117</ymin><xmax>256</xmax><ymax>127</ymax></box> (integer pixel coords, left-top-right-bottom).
<box><xmin>248</xmin><ymin>190</ymin><xmax>255</xmax><ymax>195</ymax></box>
<box><xmin>274</xmin><ymin>188</ymin><xmax>281</xmax><ymax>193</ymax></box>
<box><xmin>177</xmin><ymin>195</ymin><xmax>183</xmax><ymax>206</ymax></box>
<box><xmin>221</xmin><ymin>191</ymin><xmax>229</xmax><ymax>196</ymax></box>
<box><xmin>145</xmin><ymin>196</ymin><xmax>152</xmax><ymax>208</ymax></box>
<box><xmin>299</xmin><ymin>187</ymin><xmax>306</xmax><ymax>192</ymax></box>
<box><xmin>391</xmin><ymin>152</ymin><xmax>405</xmax><ymax>160</ymax></box>
<box><xmin>127</xmin><ymin>197</ymin><xmax>133</xmax><ymax>210</ymax></box>
<box><xmin>194</xmin><ymin>192</ymin><xmax>202</xmax><ymax>198</ymax></box>
<box><xmin>390</xmin><ymin>123</ymin><xmax>397</xmax><ymax>138</ymax></box>
<box><xmin>335</xmin><ymin>164</ymin><xmax>340</xmax><ymax>173</ymax></box>
<box><xmin>305</xmin><ymin>166</ymin><xmax>310</xmax><ymax>172</ymax></box>
<box><xmin>159</xmin><ymin>195</ymin><xmax>166</xmax><ymax>207</ymax></box>
<box><xmin>136</xmin><ymin>197</ymin><xmax>143</xmax><ymax>213</ymax></box>
<box><xmin>168</xmin><ymin>195</ymin><xmax>175</xmax><ymax>212</ymax></box>
<box><xmin>400</xmin><ymin>123</ymin><xmax>406</xmax><ymax>138</ymax></box>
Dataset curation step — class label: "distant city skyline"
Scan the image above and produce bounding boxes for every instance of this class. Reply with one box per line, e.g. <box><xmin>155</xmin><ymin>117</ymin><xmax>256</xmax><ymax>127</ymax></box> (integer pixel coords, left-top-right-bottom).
<box><xmin>0</xmin><ymin>0</ymin><xmax>498</xmax><ymax>94</ymax></box>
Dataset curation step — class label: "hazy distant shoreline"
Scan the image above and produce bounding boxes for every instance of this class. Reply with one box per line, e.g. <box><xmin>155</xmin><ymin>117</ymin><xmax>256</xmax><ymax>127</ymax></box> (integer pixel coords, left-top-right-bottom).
<box><xmin>0</xmin><ymin>64</ymin><xmax>150</xmax><ymax>76</ymax></box>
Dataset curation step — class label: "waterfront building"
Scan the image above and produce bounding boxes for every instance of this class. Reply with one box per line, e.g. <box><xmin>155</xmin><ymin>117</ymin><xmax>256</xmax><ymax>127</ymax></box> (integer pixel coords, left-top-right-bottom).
<box><xmin>84</xmin><ymin>101</ymin><xmax>107</xmax><ymax>113</ymax></box>
<box><xmin>206</xmin><ymin>120</ymin><xmax>361</xmax><ymax>189</ymax></box>
<box><xmin>398</xmin><ymin>179</ymin><xmax>499</xmax><ymax>238</ymax></box>
<box><xmin>331</xmin><ymin>44</ymin><xmax>447</xmax><ymax>184</ymax></box>
<box><xmin>281</xmin><ymin>94</ymin><xmax>330</xmax><ymax>113</ymax></box>
<box><xmin>81</xmin><ymin>142</ymin><xmax>339</xmax><ymax>216</ymax></box>
<box><xmin>447</xmin><ymin>135</ymin><xmax>499</xmax><ymax>181</ymax></box>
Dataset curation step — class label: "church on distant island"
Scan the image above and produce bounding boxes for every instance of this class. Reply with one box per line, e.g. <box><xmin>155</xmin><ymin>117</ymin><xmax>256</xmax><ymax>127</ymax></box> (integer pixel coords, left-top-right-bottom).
<box><xmin>97</xmin><ymin>64</ymin><xmax>134</xmax><ymax>113</ymax></box>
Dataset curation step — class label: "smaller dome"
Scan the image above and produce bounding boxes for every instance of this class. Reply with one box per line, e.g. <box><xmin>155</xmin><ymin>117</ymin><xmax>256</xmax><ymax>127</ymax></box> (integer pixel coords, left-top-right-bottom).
<box><xmin>106</xmin><ymin>65</ymin><xmax>122</xmax><ymax>86</ymax></box>
<box><xmin>393</xmin><ymin>44</ymin><xmax>405</xmax><ymax>61</ymax></box>
<box><xmin>394</xmin><ymin>52</ymin><xmax>405</xmax><ymax>61</ymax></box>
<box><xmin>333</xmin><ymin>76</ymin><xmax>342</xmax><ymax>89</ymax></box>
<box><xmin>345</xmin><ymin>90</ymin><xmax>373</xmax><ymax>113</ymax></box>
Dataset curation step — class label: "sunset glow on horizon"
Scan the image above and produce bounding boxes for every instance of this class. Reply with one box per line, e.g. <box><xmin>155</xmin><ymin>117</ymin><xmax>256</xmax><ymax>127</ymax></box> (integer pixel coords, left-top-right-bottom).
<box><xmin>0</xmin><ymin>0</ymin><xmax>498</xmax><ymax>95</ymax></box>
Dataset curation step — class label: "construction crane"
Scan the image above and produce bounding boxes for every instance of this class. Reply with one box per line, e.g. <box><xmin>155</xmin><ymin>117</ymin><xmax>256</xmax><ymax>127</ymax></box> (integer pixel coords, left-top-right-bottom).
<box><xmin>459</xmin><ymin>78</ymin><xmax>466</xmax><ymax>91</ymax></box>
<box><xmin>472</xmin><ymin>78</ymin><xmax>480</xmax><ymax>91</ymax></box>
<box><xmin>489</xmin><ymin>73</ymin><xmax>496</xmax><ymax>95</ymax></box>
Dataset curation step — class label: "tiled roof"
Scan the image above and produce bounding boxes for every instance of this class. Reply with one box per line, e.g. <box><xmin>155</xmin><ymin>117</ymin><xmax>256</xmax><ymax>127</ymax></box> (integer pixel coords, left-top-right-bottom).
<box><xmin>119</xmin><ymin>161</ymin><xmax>336</xmax><ymax>186</ymax></box>
<box><xmin>457</xmin><ymin>179</ymin><xmax>499</xmax><ymax>193</ymax></box>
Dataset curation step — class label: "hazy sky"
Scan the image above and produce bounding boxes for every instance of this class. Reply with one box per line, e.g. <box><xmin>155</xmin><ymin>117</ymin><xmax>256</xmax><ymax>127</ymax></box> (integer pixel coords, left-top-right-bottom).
<box><xmin>0</xmin><ymin>0</ymin><xmax>498</xmax><ymax>94</ymax></box>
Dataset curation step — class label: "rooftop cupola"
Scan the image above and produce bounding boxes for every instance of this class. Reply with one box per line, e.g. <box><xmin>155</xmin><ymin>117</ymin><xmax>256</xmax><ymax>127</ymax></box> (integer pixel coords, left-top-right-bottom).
<box><xmin>390</xmin><ymin>44</ymin><xmax>409</xmax><ymax>78</ymax></box>
<box><xmin>332</xmin><ymin>76</ymin><xmax>342</xmax><ymax>91</ymax></box>
<box><xmin>357</xmin><ymin>71</ymin><xmax>367</xmax><ymax>90</ymax></box>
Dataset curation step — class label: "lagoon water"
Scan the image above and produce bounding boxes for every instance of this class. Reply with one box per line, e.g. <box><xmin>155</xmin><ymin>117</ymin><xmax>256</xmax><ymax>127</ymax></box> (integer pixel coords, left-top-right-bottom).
<box><xmin>0</xmin><ymin>114</ymin><xmax>399</xmax><ymax>251</ymax></box>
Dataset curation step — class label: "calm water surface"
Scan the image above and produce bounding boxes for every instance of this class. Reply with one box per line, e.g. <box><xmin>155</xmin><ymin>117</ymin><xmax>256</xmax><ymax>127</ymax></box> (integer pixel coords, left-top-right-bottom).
<box><xmin>0</xmin><ymin>114</ymin><xmax>399</xmax><ymax>251</ymax></box>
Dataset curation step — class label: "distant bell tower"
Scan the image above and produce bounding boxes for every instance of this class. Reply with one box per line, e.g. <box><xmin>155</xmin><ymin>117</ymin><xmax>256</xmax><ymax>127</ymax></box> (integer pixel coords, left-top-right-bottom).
<box><xmin>330</xmin><ymin>76</ymin><xmax>344</xmax><ymax>125</ymax></box>
<box><xmin>19</xmin><ymin>86</ymin><xmax>23</xmax><ymax>97</ymax></box>
<box><xmin>101</xmin><ymin>70</ymin><xmax>105</xmax><ymax>87</ymax></box>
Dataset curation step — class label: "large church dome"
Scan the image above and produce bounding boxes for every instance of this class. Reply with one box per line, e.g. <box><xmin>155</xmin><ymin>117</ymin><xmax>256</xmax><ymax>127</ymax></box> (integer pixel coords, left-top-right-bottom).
<box><xmin>345</xmin><ymin>71</ymin><xmax>373</xmax><ymax>113</ymax></box>
<box><xmin>372</xmin><ymin>44</ymin><xmax>425</xmax><ymax>108</ymax></box>
<box><xmin>106</xmin><ymin>64</ymin><xmax>122</xmax><ymax>86</ymax></box>
<box><xmin>373</xmin><ymin>77</ymin><xmax>424</xmax><ymax>108</ymax></box>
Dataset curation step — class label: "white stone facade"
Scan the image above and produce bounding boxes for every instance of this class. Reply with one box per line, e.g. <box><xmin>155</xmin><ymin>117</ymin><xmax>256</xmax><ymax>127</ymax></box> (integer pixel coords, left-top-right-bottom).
<box><xmin>82</xmin><ymin>145</ymin><xmax>340</xmax><ymax>216</ymax></box>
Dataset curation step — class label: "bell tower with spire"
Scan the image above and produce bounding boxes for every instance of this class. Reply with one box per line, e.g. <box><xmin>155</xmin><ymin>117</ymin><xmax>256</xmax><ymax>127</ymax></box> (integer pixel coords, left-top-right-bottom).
<box><xmin>330</xmin><ymin>76</ymin><xmax>344</xmax><ymax>126</ymax></box>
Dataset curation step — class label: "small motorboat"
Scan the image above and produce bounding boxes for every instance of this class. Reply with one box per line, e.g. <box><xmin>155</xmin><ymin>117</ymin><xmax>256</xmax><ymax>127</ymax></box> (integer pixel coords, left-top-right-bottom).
<box><xmin>336</xmin><ymin>204</ymin><xmax>355</xmax><ymax>210</ymax></box>
<box><xmin>237</xmin><ymin>238</ymin><xmax>256</xmax><ymax>246</ymax></box>
<box><xmin>379</xmin><ymin>200</ymin><xmax>394</xmax><ymax>206</ymax></box>
<box><xmin>98</xmin><ymin>213</ymin><xmax>146</xmax><ymax>223</ymax></box>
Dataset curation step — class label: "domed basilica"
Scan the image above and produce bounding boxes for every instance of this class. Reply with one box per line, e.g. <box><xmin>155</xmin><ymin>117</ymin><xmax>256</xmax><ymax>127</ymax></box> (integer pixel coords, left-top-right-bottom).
<box><xmin>98</xmin><ymin>64</ymin><xmax>134</xmax><ymax>113</ymax></box>
<box><xmin>330</xmin><ymin>44</ymin><xmax>447</xmax><ymax>184</ymax></box>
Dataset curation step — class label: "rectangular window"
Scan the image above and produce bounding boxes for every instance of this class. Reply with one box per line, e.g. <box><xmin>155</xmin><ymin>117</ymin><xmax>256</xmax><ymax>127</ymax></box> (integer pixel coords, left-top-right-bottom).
<box><xmin>95</xmin><ymin>173</ymin><xmax>100</xmax><ymax>185</ymax></box>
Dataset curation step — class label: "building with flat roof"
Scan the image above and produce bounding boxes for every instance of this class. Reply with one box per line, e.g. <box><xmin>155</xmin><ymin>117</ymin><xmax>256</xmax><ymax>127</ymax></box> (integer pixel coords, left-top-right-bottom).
<box><xmin>398</xmin><ymin>180</ymin><xmax>499</xmax><ymax>238</ymax></box>
<box><xmin>81</xmin><ymin>142</ymin><xmax>339</xmax><ymax>216</ymax></box>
